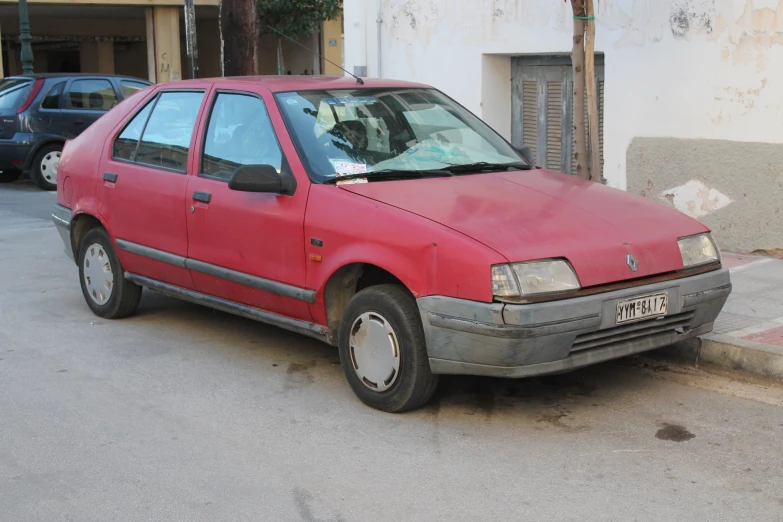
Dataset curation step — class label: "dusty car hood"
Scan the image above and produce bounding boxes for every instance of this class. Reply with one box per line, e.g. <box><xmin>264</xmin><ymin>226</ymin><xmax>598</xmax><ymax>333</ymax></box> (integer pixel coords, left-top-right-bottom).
<box><xmin>338</xmin><ymin>169</ymin><xmax>708</xmax><ymax>287</ymax></box>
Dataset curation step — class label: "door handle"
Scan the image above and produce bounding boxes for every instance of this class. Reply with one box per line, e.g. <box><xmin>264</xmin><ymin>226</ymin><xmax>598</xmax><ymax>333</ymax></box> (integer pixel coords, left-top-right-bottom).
<box><xmin>103</xmin><ymin>172</ymin><xmax>118</xmax><ymax>183</ymax></box>
<box><xmin>192</xmin><ymin>191</ymin><xmax>211</xmax><ymax>203</ymax></box>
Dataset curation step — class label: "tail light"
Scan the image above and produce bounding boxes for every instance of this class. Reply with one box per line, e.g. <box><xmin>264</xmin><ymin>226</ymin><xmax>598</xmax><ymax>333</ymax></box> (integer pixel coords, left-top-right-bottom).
<box><xmin>16</xmin><ymin>78</ymin><xmax>44</xmax><ymax>114</ymax></box>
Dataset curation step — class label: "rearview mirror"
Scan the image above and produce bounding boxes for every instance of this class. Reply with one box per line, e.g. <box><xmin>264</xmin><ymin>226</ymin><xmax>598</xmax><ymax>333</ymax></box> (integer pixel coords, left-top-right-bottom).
<box><xmin>228</xmin><ymin>164</ymin><xmax>296</xmax><ymax>195</ymax></box>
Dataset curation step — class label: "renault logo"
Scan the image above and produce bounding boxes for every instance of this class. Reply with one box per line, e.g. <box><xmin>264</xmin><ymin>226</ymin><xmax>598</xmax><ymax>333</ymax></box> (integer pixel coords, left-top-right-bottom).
<box><xmin>627</xmin><ymin>254</ymin><xmax>638</xmax><ymax>272</ymax></box>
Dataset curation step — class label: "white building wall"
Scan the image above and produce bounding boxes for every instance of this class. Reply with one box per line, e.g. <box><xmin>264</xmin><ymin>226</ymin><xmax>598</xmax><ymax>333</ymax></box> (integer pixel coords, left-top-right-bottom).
<box><xmin>343</xmin><ymin>0</ymin><xmax>783</xmax><ymax>191</ymax></box>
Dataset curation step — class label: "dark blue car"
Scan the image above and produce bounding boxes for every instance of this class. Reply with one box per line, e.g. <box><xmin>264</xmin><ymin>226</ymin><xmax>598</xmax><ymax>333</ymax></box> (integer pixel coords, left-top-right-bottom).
<box><xmin>0</xmin><ymin>73</ymin><xmax>151</xmax><ymax>190</ymax></box>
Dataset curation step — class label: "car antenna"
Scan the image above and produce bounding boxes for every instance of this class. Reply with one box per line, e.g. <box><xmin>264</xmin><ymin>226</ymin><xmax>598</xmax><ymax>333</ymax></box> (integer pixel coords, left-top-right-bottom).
<box><xmin>265</xmin><ymin>25</ymin><xmax>365</xmax><ymax>85</ymax></box>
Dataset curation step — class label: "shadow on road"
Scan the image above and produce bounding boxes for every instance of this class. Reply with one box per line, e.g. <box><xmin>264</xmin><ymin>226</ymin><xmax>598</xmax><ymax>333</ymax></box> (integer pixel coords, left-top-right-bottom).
<box><xmin>131</xmin><ymin>289</ymin><xmax>666</xmax><ymax>427</ymax></box>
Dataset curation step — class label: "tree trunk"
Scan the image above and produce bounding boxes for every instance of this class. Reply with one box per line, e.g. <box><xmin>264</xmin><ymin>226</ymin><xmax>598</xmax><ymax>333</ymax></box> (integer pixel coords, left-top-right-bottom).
<box><xmin>219</xmin><ymin>0</ymin><xmax>259</xmax><ymax>77</ymax></box>
<box><xmin>585</xmin><ymin>0</ymin><xmax>601</xmax><ymax>183</ymax></box>
<box><xmin>570</xmin><ymin>0</ymin><xmax>588</xmax><ymax>180</ymax></box>
<box><xmin>277</xmin><ymin>38</ymin><xmax>284</xmax><ymax>75</ymax></box>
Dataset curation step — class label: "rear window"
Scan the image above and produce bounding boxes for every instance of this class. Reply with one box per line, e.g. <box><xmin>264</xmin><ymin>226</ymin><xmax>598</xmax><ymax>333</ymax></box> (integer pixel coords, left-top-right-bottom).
<box><xmin>0</xmin><ymin>78</ymin><xmax>33</xmax><ymax>111</ymax></box>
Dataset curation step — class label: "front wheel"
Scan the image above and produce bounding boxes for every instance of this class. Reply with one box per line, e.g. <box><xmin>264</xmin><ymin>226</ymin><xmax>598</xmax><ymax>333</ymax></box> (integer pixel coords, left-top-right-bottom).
<box><xmin>31</xmin><ymin>144</ymin><xmax>62</xmax><ymax>191</ymax></box>
<box><xmin>338</xmin><ymin>285</ymin><xmax>439</xmax><ymax>412</ymax></box>
<box><xmin>78</xmin><ymin>227</ymin><xmax>142</xmax><ymax>319</ymax></box>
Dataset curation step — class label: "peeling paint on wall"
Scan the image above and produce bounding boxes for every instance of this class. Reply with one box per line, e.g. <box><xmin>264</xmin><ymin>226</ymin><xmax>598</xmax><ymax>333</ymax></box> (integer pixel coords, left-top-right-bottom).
<box><xmin>670</xmin><ymin>0</ymin><xmax>716</xmax><ymax>38</ymax></box>
<box><xmin>710</xmin><ymin>78</ymin><xmax>768</xmax><ymax>122</ymax></box>
<box><xmin>659</xmin><ymin>179</ymin><xmax>732</xmax><ymax>218</ymax></box>
<box><xmin>628</xmin><ymin>137</ymin><xmax>783</xmax><ymax>254</ymax></box>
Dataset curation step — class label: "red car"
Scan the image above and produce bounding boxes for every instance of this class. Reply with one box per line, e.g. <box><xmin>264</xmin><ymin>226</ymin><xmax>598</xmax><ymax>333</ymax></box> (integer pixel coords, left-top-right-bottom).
<box><xmin>52</xmin><ymin>76</ymin><xmax>731</xmax><ymax>412</ymax></box>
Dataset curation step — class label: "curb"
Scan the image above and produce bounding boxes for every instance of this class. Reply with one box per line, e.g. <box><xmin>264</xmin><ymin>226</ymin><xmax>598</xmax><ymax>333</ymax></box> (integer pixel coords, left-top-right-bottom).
<box><xmin>655</xmin><ymin>335</ymin><xmax>783</xmax><ymax>382</ymax></box>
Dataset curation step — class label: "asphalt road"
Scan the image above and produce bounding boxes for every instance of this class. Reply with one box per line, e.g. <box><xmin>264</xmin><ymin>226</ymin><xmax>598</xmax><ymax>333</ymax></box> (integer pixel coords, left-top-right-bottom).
<box><xmin>1</xmin><ymin>183</ymin><xmax>783</xmax><ymax>522</ymax></box>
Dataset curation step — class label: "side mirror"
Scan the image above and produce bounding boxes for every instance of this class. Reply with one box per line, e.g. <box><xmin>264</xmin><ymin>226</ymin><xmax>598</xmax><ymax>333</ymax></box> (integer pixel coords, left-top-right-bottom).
<box><xmin>515</xmin><ymin>145</ymin><xmax>536</xmax><ymax>168</ymax></box>
<box><xmin>228</xmin><ymin>164</ymin><xmax>296</xmax><ymax>195</ymax></box>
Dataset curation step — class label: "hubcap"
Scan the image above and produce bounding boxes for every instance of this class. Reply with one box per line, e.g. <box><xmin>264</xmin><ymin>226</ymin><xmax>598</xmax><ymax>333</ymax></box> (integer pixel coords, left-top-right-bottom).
<box><xmin>40</xmin><ymin>151</ymin><xmax>61</xmax><ymax>185</ymax></box>
<box><xmin>349</xmin><ymin>312</ymin><xmax>401</xmax><ymax>392</ymax></box>
<box><xmin>83</xmin><ymin>243</ymin><xmax>114</xmax><ymax>305</ymax></box>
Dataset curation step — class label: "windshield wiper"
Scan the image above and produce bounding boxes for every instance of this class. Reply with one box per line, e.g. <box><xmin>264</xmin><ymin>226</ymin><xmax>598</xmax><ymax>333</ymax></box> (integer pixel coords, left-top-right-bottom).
<box><xmin>324</xmin><ymin>169</ymin><xmax>453</xmax><ymax>184</ymax></box>
<box><xmin>440</xmin><ymin>161</ymin><xmax>532</xmax><ymax>174</ymax></box>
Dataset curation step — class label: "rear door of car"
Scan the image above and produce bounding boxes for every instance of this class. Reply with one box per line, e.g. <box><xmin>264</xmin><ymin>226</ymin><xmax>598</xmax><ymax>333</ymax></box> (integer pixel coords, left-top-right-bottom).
<box><xmin>97</xmin><ymin>85</ymin><xmax>212</xmax><ymax>290</ymax></box>
<box><xmin>61</xmin><ymin>77</ymin><xmax>120</xmax><ymax>138</ymax></box>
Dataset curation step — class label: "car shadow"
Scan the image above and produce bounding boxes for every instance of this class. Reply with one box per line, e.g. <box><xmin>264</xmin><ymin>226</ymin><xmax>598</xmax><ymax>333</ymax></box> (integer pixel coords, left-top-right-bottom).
<box><xmin>132</xmin><ymin>290</ymin><xmax>671</xmax><ymax>426</ymax></box>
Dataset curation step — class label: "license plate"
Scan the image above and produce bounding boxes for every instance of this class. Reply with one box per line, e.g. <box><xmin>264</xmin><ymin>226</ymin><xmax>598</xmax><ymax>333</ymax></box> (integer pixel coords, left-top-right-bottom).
<box><xmin>616</xmin><ymin>292</ymin><xmax>668</xmax><ymax>324</ymax></box>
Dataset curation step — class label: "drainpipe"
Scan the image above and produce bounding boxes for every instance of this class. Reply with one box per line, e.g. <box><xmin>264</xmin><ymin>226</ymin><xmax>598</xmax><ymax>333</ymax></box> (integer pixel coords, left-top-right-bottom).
<box><xmin>376</xmin><ymin>0</ymin><xmax>382</xmax><ymax>77</ymax></box>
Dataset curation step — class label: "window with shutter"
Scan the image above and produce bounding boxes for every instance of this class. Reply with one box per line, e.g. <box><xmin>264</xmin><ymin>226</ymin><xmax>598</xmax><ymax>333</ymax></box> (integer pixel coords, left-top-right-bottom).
<box><xmin>511</xmin><ymin>55</ymin><xmax>604</xmax><ymax>179</ymax></box>
<box><xmin>546</xmin><ymin>81</ymin><xmax>563</xmax><ymax>170</ymax></box>
<box><xmin>522</xmin><ymin>81</ymin><xmax>538</xmax><ymax>162</ymax></box>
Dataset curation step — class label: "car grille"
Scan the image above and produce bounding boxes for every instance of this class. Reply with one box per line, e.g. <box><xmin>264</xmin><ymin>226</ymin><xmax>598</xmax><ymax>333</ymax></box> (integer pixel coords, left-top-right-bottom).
<box><xmin>571</xmin><ymin>311</ymin><xmax>695</xmax><ymax>353</ymax></box>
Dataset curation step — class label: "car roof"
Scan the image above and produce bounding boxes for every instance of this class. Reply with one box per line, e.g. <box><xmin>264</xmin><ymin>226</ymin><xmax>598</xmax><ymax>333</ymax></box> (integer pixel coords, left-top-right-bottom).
<box><xmin>170</xmin><ymin>75</ymin><xmax>432</xmax><ymax>93</ymax></box>
<box><xmin>6</xmin><ymin>73</ymin><xmax>151</xmax><ymax>83</ymax></box>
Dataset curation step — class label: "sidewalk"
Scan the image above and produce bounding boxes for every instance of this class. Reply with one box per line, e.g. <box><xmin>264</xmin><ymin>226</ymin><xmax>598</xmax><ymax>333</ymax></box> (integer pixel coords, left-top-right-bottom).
<box><xmin>666</xmin><ymin>253</ymin><xmax>783</xmax><ymax>381</ymax></box>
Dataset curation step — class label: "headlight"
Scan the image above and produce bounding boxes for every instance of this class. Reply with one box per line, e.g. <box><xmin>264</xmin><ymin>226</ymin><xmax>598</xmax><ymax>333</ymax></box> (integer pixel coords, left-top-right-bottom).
<box><xmin>678</xmin><ymin>233</ymin><xmax>720</xmax><ymax>268</ymax></box>
<box><xmin>492</xmin><ymin>259</ymin><xmax>580</xmax><ymax>298</ymax></box>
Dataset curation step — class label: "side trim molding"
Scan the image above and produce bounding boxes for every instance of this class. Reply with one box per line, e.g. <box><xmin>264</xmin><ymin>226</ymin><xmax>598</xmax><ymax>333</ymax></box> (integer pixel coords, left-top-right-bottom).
<box><xmin>125</xmin><ymin>273</ymin><xmax>328</xmax><ymax>342</ymax></box>
<box><xmin>115</xmin><ymin>239</ymin><xmax>317</xmax><ymax>304</ymax></box>
<box><xmin>186</xmin><ymin>258</ymin><xmax>316</xmax><ymax>303</ymax></box>
<box><xmin>116</xmin><ymin>239</ymin><xmax>187</xmax><ymax>268</ymax></box>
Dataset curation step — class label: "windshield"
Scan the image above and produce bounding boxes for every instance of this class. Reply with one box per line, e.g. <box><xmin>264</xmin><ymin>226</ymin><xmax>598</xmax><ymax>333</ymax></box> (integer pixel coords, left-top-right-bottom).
<box><xmin>276</xmin><ymin>88</ymin><xmax>525</xmax><ymax>182</ymax></box>
<box><xmin>0</xmin><ymin>78</ymin><xmax>32</xmax><ymax>111</ymax></box>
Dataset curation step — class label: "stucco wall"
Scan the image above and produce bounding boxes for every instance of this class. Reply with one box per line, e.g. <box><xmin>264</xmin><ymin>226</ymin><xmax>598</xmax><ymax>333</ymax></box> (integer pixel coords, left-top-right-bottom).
<box><xmin>628</xmin><ymin>137</ymin><xmax>783</xmax><ymax>254</ymax></box>
<box><xmin>344</xmin><ymin>0</ymin><xmax>783</xmax><ymax>252</ymax></box>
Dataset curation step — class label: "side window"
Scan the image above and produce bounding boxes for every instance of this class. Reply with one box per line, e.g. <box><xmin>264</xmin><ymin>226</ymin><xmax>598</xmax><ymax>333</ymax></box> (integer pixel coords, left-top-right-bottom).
<box><xmin>201</xmin><ymin>93</ymin><xmax>283</xmax><ymax>180</ymax></box>
<box><xmin>120</xmin><ymin>80</ymin><xmax>149</xmax><ymax>98</ymax></box>
<box><xmin>135</xmin><ymin>91</ymin><xmax>204</xmax><ymax>172</ymax></box>
<box><xmin>41</xmin><ymin>81</ymin><xmax>65</xmax><ymax>110</ymax></box>
<box><xmin>112</xmin><ymin>99</ymin><xmax>155</xmax><ymax>162</ymax></box>
<box><xmin>67</xmin><ymin>79</ymin><xmax>118</xmax><ymax>110</ymax></box>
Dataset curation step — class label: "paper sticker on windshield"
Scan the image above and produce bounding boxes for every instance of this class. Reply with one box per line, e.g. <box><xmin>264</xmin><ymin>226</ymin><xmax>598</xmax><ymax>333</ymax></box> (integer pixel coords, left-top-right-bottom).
<box><xmin>335</xmin><ymin>177</ymin><xmax>368</xmax><ymax>185</ymax></box>
<box><xmin>332</xmin><ymin>160</ymin><xmax>367</xmax><ymax>175</ymax></box>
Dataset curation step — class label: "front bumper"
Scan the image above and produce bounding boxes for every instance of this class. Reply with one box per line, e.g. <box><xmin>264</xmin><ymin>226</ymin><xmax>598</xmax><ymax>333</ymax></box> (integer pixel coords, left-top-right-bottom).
<box><xmin>418</xmin><ymin>268</ymin><xmax>731</xmax><ymax>378</ymax></box>
<box><xmin>52</xmin><ymin>203</ymin><xmax>74</xmax><ymax>261</ymax></box>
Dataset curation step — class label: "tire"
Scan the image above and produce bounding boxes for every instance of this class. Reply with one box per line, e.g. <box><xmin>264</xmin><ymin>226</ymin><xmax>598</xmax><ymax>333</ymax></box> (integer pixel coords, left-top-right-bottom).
<box><xmin>0</xmin><ymin>169</ymin><xmax>22</xmax><ymax>183</ymax></box>
<box><xmin>31</xmin><ymin>144</ymin><xmax>62</xmax><ymax>191</ymax></box>
<box><xmin>77</xmin><ymin>227</ymin><xmax>142</xmax><ymax>319</ymax></box>
<box><xmin>338</xmin><ymin>285</ymin><xmax>439</xmax><ymax>412</ymax></box>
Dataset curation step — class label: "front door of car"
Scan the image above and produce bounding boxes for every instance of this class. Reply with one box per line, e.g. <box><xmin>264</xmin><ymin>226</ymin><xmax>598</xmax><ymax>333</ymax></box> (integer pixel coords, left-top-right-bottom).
<box><xmin>98</xmin><ymin>88</ymin><xmax>209</xmax><ymax>290</ymax></box>
<box><xmin>61</xmin><ymin>78</ymin><xmax>119</xmax><ymax>138</ymax></box>
<box><xmin>185</xmin><ymin>90</ymin><xmax>312</xmax><ymax>322</ymax></box>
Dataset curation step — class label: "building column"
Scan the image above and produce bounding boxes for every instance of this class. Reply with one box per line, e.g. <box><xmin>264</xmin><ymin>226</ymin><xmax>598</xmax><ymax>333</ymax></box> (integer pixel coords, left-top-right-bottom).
<box><xmin>80</xmin><ymin>40</ymin><xmax>114</xmax><ymax>74</ymax></box>
<box><xmin>79</xmin><ymin>42</ymin><xmax>98</xmax><ymax>72</ymax></box>
<box><xmin>96</xmin><ymin>40</ymin><xmax>115</xmax><ymax>74</ymax></box>
<box><xmin>321</xmin><ymin>16</ymin><xmax>343</xmax><ymax>75</ymax></box>
<box><xmin>147</xmin><ymin>6</ymin><xmax>181</xmax><ymax>83</ymax></box>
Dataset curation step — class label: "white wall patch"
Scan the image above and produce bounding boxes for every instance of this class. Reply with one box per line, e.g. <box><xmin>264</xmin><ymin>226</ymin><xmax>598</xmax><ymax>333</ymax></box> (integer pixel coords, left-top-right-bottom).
<box><xmin>660</xmin><ymin>179</ymin><xmax>733</xmax><ymax>219</ymax></box>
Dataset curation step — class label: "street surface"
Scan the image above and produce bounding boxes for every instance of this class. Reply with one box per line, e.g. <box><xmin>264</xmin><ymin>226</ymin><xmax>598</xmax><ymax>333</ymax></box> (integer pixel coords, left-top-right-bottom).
<box><xmin>1</xmin><ymin>181</ymin><xmax>783</xmax><ymax>521</ymax></box>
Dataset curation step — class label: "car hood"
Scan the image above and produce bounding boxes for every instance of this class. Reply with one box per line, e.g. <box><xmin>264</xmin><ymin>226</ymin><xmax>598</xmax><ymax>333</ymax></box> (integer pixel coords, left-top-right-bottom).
<box><xmin>338</xmin><ymin>169</ymin><xmax>708</xmax><ymax>287</ymax></box>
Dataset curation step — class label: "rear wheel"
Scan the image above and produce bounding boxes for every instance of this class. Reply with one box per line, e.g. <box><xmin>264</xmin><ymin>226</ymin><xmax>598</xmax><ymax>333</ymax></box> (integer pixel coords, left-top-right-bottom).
<box><xmin>78</xmin><ymin>227</ymin><xmax>142</xmax><ymax>319</ymax></box>
<box><xmin>338</xmin><ymin>285</ymin><xmax>438</xmax><ymax>412</ymax></box>
<box><xmin>0</xmin><ymin>170</ymin><xmax>21</xmax><ymax>183</ymax></box>
<box><xmin>31</xmin><ymin>144</ymin><xmax>62</xmax><ymax>191</ymax></box>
